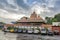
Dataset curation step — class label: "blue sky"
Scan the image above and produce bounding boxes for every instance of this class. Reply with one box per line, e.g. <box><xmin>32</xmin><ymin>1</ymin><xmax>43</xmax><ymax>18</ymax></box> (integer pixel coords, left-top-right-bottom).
<box><xmin>0</xmin><ymin>0</ymin><xmax>60</xmax><ymax>23</ymax></box>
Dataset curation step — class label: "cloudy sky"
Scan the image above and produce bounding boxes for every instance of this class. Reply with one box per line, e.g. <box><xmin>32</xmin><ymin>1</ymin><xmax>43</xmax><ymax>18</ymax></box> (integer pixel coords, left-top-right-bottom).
<box><xmin>0</xmin><ymin>0</ymin><xmax>60</xmax><ymax>23</ymax></box>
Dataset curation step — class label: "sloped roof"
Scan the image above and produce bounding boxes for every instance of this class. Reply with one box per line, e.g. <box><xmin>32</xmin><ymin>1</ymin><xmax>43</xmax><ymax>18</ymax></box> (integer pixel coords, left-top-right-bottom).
<box><xmin>17</xmin><ymin>19</ymin><xmax>44</xmax><ymax>22</ymax></box>
<box><xmin>16</xmin><ymin>11</ymin><xmax>45</xmax><ymax>23</ymax></box>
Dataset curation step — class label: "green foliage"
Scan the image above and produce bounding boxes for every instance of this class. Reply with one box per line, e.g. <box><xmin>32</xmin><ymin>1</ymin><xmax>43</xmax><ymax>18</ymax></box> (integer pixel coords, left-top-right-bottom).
<box><xmin>51</xmin><ymin>18</ymin><xmax>57</xmax><ymax>22</ymax></box>
<box><xmin>45</xmin><ymin>13</ymin><xmax>60</xmax><ymax>24</ymax></box>
<box><xmin>45</xmin><ymin>17</ymin><xmax>52</xmax><ymax>24</ymax></box>
<box><xmin>54</xmin><ymin>13</ymin><xmax>60</xmax><ymax>22</ymax></box>
<box><xmin>7</xmin><ymin>27</ymin><xmax>14</xmax><ymax>30</ymax></box>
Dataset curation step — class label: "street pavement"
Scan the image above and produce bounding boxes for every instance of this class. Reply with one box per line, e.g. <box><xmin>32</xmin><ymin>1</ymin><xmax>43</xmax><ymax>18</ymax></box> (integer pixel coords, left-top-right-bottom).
<box><xmin>0</xmin><ymin>30</ymin><xmax>60</xmax><ymax>40</ymax></box>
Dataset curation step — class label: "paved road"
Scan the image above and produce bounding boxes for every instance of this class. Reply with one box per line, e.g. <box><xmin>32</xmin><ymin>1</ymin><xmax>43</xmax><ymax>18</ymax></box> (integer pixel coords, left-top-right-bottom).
<box><xmin>0</xmin><ymin>30</ymin><xmax>60</xmax><ymax>40</ymax></box>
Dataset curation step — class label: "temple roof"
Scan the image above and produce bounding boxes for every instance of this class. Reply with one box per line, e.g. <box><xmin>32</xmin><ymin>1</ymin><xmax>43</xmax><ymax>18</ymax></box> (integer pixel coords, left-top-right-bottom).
<box><xmin>16</xmin><ymin>11</ymin><xmax>45</xmax><ymax>23</ymax></box>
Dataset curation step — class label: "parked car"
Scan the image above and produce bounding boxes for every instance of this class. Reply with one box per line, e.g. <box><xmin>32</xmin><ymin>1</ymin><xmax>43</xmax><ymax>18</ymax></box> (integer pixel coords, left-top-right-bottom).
<box><xmin>33</xmin><ymin>29</ymin><xmax>39</xmax><ymax>34</ymax></box>
<box><xmin>14</xmin><ymin>29</ymin><xmax>18</xmax><ymax>33</ymax></box>
<box><xmin>17</xmin><ymin>29</ymin><xmax>23</xmax><ymax>33</ymax></box>
<box><xmin>40</xmin><ymin>28</ymin><xmax>47</xmax><ymax>35</ymax></box>
<box><xmin>3</xmin><ymin>29</ymin><xmax>10</xmax><ymax>32</ymax></box>
<box><xmin>54</xmin><ymin>30</ymin><xmax>60</xmax><ymax>35</ymax></box>
<box><xmin>52</xmin><ymin>26</ymin><xmax>60</xmax><ymax>35</ymax></box>
<box><xmin>9</xmin><ymin>29</ymin><xmax>14</xmax><ymax>33</ymax></box>
<box><xmin>47</xmin><ymin>30</ymin><xmax>53</xmax><ymax>36</ymax></box>
<box><xmin>27</xmin><ymin>29</ymin><xmax>33</xmax><ymax>34</ymax></box>
<box><xmin>23</xmin><ymin>29</ymin><xmax>27</xmax><ymax>33</ymax></box>
<box><xmin>2</xmin><ymin>27</ymin><xmax>9</xmax><ymax>32</ymax></box>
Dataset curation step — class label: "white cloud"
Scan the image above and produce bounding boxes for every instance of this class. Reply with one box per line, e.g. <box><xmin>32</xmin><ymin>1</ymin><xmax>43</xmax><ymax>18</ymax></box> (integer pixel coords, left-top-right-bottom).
<box><xmin>0</xmin><ymin>0</ymin><xmax>60</xmax><ymax>23</ymax></box>
<box><xmin>0</xmin><ymin>9</ymin><xmax>25</xmax><ymax>20</ymax></box>
<box><xmin>6</xmin><ymin>0</ymin><xmax>16</xmax><ymax>5</ymax></box>
<box><xmin>30</xmin><ymin>4</ymin><xmax>51</xmax><ymax>14</ymax></box>
<box><xmin>6</xmin><ymin>0</ymin><xmax>19</xmax><ymax>10</ymax></box>
<box><xmin>23</xmin><ymin>0</ymin><xmax>28</xmax><ymax>4</ymax></box>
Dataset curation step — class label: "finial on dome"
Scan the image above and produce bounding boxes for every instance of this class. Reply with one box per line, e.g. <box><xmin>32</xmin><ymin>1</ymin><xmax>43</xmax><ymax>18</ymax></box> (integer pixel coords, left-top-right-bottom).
<box><xmin>33</xmin><ymin>9</ymin><xmax>36</xmax><ymax>14</ymax></box>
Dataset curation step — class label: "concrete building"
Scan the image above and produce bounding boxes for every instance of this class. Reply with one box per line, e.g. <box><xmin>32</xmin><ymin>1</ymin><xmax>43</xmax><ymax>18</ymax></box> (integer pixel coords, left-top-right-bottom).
<box><xmin>52</xmin><ymin>22</ymin><xmax>60</xmax><ymax>26</ymax></box>
<box><xmin>52</xmin><ymin>22</ymin><xmax>60</xmax><ymax>34</ymax></box>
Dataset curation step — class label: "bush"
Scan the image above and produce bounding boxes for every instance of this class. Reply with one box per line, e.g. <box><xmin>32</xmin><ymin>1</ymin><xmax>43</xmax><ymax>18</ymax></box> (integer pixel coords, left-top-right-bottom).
<box><xmin>7</xmin><ymin>27</ymin><xmax>14</xmax><ymax>30</ymax></box>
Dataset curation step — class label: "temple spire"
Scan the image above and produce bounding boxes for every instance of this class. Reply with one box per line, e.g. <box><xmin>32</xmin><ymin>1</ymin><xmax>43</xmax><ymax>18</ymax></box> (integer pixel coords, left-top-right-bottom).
<box><xmin>33</xmin><ymin>9</ymin><xmax>36</xmax><ymax>14</ymax></box>
<box><xmin>30</xmin><ymin>9</ymin><xmax>37</xmax><ymax>20</ymax></box>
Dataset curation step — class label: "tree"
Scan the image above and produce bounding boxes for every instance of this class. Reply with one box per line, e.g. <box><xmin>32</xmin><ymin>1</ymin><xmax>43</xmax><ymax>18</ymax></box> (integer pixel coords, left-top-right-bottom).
<box><xmin>51</xmin><ymin>18</ymin><xmax>57</xmax><ymax>22</ymax></box>
<box><xmin>45</xmin><ymin>13</ymin><xmax>60</xmax><ymax>24</ymax></box>
<box><xmin>45</xmin><ymin>17</ymin><xmax>52</xmax><ymax>24</ymax></box>
<box><xmin>54</xmin><ymin>13</ymin><xmax>60</xmax><ymax>22</ymax></box>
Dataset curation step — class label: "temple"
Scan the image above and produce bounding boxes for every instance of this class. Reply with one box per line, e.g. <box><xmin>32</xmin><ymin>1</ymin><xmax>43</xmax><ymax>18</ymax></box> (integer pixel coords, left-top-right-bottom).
<box><xmin>14</xmin><ymin>11</ymin><xmax>45</xmax><ymax>28</ymax></box>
